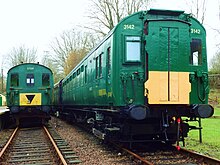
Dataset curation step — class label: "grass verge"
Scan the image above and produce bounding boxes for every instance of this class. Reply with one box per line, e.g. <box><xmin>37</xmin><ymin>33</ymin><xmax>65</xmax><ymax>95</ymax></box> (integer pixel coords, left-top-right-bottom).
<box><xmin>182</xmin><ymin>89</ymin><xmax>220</xmax><ymax>159</ymax></box>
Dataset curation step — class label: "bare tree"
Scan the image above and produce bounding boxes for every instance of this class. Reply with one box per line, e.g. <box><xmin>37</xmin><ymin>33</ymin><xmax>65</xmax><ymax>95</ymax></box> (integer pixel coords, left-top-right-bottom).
<box><xmin>64</xmin><ymin>51</ymin><xmax>85</xmax><ymax>75</ymax></box>
<box><xmin>41</xmin><ymin>52</ymin><xmax>62</xmax><ymax>83</ymax></box>
<box><xmin>86</xmin><ymin>0</ymin><xmax>152</xmax><ymax>36</ymax></box>
<box><xmin>212</xmin><ymin>1</ymin><xmax>220</xmax><ymax>46</ymax></box>
<box><xmin>124</xmin><ymin>0</ymin><xmax>151</xmax><ymax>15</ymax></box>
<box><xmin>48</xmin><ymin>28</ymin><xmax>97</xmax><ymax>79</ymax></box>
<box><xmin>209</xmin><ymin>51</ymin><xmax>220</xmax><ymax>73</ymax></box>
<box><xmin>50</xmin><ymin>30</ymin><xmax>75</xmax><ymax>73</ymax></box>
<box><xmin>0</xmin><ymin>68</ymin><xmax>6</xmax><ymax>94</ymax></box>
<box><xmin>7</xmin><ymin>45</ymin><xmax>38</xmax><ymax>67</ymax></box>
<box><xmin>207</xmin><ymin>0</ymin><xmax>220</xmax><ymax>70</ymax></box>
<box><xmin>185</xmin><ymin>0</ymin><xmax>207</xmax><ymax>24</ymax></box>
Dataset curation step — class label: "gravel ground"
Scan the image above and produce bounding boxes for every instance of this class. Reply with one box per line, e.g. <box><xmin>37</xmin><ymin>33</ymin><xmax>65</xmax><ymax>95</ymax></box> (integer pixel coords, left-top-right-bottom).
<box><xmin>50</xmin><ymin>117</ymin><xmax>134</xmax><ymax>165</ymax></box>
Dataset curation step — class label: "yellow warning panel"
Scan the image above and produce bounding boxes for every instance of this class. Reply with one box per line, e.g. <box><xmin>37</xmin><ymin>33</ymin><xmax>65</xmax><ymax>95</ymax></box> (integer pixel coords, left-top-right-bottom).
<box><xmin>20</xmin><ymin>93</ymin><xmax>41</xmax><ymax>106</ymax></box>
<box><xmin>145</xmin><ymin>71</ymin><xmax>191</xmax><ymax>104</ymax></box>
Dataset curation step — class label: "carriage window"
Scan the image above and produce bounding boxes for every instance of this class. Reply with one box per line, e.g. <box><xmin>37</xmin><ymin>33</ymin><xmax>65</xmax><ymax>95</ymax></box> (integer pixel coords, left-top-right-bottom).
<box><xmin>81</xmin><ymin>65</ymin><xmax>84</xmax><ymax>72</ymax></box>
<box><xmin>95</xmin><ymin>54</ymin><xmax>103</xmax><ymax>79</ymax></box>
<box><xmin>126</xmin><ymin>36</ymin><xmax>141</xmax><ymax>62</ymax></box>
<box><xmin>144</xmin><ymin>22</ymin><xmax>148</xmax><ymax>35</ymax></box>
<box><xmin>95</xmin><ymin>56</ymin><xmax>98</xmax><ymax>79</ymax></box>
<box><xmin>99</xmin><ymin>54</ymin><xmax>102</xmax><ymax>77</ymax></box>
<box><xmin>190</xmin><ymin>39</ymin><xmax>202</xmax><ymax>65</ymax></box>
<box><xmin>107</xmin><ymin>47</ymin><xmax>111</xmax><ymax>75</ymax></box>
<box><xmin>85</xmin><ymin>65</ymin><xmax>87</xmax><ymax>83</ymax></box>
<box><xmin>11</xmin><ymin>73</ymin><xmax>19</xmax><ymax>87</ymax></box>
<box><xmin>42</xmin><ymin>73</ymin><xmax>50</xmax><ymax>86</ymax></box>
<box><xmin>26</xmin><ymin>74</ymin><xmax>34</xmax><ymax>86</ymax></box>
<box><xmin>77</xmin><ymin>69</ymin><xmax>80</xmax><ymax>76</ymax></box>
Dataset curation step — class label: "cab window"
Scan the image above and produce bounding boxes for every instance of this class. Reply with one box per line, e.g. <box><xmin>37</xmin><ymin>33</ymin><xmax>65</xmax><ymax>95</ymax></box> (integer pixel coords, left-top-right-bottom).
<box><xmin>11</xmin><ymin>73</ymin><xmax>19</xmax><ymax>87</ymax></box>
<box><xmin>190</xmin><ymin>39</ymin><xmax>202</xmax><ymax>65</ymax></box>
<box><xmin>26</xmin><ymin>74</ymin><xmax>34</xmax><ymax>86</ymax></box>
<box><xmin>125</xmin><ymin>36</ymin><xmax>141</xmax><ymax>62</ymax></box>
<box><xmin>42</xmin><ymin>73</ymin><xmax>50</xmax><ymax>86</ymax></box>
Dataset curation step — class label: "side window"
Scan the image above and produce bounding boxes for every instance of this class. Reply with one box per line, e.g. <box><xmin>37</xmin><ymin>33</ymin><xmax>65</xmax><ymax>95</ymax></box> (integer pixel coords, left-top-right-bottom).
<box><xmin>81</xmin><ymin>65</ymin><xmax>84</xmax><ymax>72</ymax></box>
<box><xmin>190</xmin><ymin>39</ymin><xmax>202</xmax><ymax>65</ymax></box>
<box><xmin>85</xmin><ymin>65</ymin><xmax>87</xmax><ymax>83</ymax></box>
<box><xmin>126</xmin><ymin>36</ymin><xmax>141</xmax><ymax>62</ymax></box>
<box><xmin>107</xmin><ymin>47</ymin><xmax>111</xmax><ymax>75</ymax></box>
<box><xmin>144</xmin><ymin>22</ymin><xmax>148</xmax><ymax>35</ymax></box>
<box><xmin>42</xmin><ymin>73</ymin><xmax>50</xmax><ymax>86</ymax></box>
<box><xmin>99</xmin><ymin>53</ymin><xmax>102</xmax><ymax>77</ymax></box>
<box><xmin>77</xmin><ymin>69</ymin><xmax>80</xmax><ymax>76</ymax></box>
<box><xmin>73</xmin><ymin>72</ymin><xmax>76</xmax><ymax>80</ymax></box>
<box><xmin>26</xmin><ymin>74</ymin><xmax>34</xmax><ymax>86</ymax></box>
<box><xmin>11</xmin><ymin>73</ymin><xmax>19</xmax><ymax>87</ymax></box>
<box><xmin>95</xmin><ymin>57</ymin><xmax>99</xmax><ymax>79</ymax></box>
<box><xmin>95</xmin><ymin>53</ymin><xmax>103</xmax><ymax>79</ymax></box>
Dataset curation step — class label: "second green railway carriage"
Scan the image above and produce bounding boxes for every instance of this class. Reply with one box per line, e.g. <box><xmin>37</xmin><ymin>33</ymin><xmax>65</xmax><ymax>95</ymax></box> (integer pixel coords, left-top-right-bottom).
<box><xmin>6</xmin><ymin>63</ymin><xmax>54</xmax><ymax>124</ymax></box>
<box><xmin>54</xmin><ymin>9</ymin><xmax>214</xmax><ymax>145</ymax></box>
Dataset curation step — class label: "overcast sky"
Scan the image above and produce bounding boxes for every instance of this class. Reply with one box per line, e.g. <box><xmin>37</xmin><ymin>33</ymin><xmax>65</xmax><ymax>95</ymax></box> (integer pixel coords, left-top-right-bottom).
<box><xmin>0</xmin><ymin>0</ymin><xmax>219</xmax><ymax>73</ymax></box>
<box><xmin>0</xmin><ymin>0</ymin><xmax>87</xmax><ymax>70</ymax></box>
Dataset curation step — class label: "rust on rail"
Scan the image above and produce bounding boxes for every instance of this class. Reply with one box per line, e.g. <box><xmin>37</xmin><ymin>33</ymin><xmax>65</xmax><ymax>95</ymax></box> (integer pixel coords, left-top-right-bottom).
<box><xmin>0</xmin><ymin>127</ymin><xmax>18</xmax><ymax>158</ymax></box>
<box><xmin>110</xmin><ymin>141</ymin><xmax>153</xmax><ymax>165</ymax></box>
<box><xmin>43</xmin><ymin>126</ymin><xmax>68</xmax><ymax>165</ymax></box>
<box><xmin>121</xmin><ymin>146</ymin><xmax>153</xmax><ymax>165</ymax></box>
<box><xmin>181</xmin><ymin>148</ymin><xmax>220</xmax><ymax>164</ymax></box>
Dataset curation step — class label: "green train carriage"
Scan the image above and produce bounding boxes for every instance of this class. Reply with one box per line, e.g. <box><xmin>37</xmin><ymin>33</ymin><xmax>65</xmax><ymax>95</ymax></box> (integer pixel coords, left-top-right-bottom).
<box><xmin>55</xmin><ymin>9</ymin><xmax>213</xmax><ymax>144</ymax></box>
<box><xmin>6</xmin><ymin>63</ymin><xmax>54</xmax><ymax>124</ymax></box>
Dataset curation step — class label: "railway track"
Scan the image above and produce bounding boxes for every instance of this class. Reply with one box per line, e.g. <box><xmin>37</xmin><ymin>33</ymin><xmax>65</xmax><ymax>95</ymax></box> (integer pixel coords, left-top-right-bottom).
<box><xmin>63</xmin><ymin>117</ymin><xmax>220</xmax><ymax>164</ymax></box>
<box><xmin>0</xmin><ymin>126</ymin><xmax>81</xmax><ymax>164</ymax></box>
<box><xmin>111</xmin><ymin>142</ymin><xmax>220</xmax><ymax>165</ymax></box>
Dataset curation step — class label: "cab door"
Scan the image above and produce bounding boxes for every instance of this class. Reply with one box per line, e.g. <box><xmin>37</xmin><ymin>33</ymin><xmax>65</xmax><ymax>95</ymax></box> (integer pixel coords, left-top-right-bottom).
<box><xmin>145</xmin><ymin>21</ymin><xmax>191</xmax><ymax>104</ymax></box>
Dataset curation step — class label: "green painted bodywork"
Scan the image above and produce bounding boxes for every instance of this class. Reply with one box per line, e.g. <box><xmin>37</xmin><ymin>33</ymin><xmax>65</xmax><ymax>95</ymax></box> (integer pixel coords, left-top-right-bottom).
<box><xmin>61</xmin><ymin>9</ymin><xmax>209</xmax><ymax>107</ymax></box>
<box><xmin>6</xmin><ymin>63</ymin><xmax>54</xmax><ymax>107</ymax></box>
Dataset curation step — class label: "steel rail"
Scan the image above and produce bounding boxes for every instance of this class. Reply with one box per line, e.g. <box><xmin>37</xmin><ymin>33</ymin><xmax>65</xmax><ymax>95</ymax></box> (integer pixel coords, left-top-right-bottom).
<box><xmin>43</xmin><ymin>126</ymin><xmax>67</xmax><ymax>165</ymax></box>
<box><xmin>110</xmin><ymin>141</ymin><xmax>153</xmax><ymax>165</ymax></box>
<box><xmin>77</xmin><ymin>122</ymin><xmax>153</xmax><ymax>164</ymax></box>
<box><xmin>0</xmin><ymin>127</ymin><xmax>18</xmax><ymax>158</ymax></box>
<box><xmin>111</xmin><ymin>141</ymin><xmax>220</xmax><ymax>164</ymax></box>
<box><xmin>181</xmin><ymin>148</ymin><xmax>220</xmax><ymax>164</ymax></box>
<box><xmin>121</xmin><ymin>146</ymin><xmax>153</xmax><ymax>165</ymax></box>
